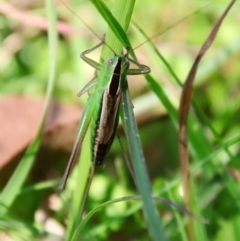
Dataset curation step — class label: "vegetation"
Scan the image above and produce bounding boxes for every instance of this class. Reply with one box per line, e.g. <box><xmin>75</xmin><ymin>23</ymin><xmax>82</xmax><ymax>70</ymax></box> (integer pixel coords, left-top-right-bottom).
<box><xmin>0</xmin><ymin>0</ymin><xmax>239</xmax><ymax>240</ymax></box>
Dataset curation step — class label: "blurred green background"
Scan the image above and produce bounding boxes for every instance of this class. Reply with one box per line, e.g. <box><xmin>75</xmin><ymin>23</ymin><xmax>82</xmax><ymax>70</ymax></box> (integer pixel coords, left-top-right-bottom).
<box><xmin>0</xmin><ymin>0</ymin><xmax>240</xmax><ymax>240</ymax></box>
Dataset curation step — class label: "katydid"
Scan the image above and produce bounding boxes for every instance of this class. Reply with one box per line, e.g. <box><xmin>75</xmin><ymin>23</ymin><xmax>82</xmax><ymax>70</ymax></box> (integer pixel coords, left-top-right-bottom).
<box><xmin>59</xmin><ymin>41</ymin><xmax>150</xmax><ymax>190</ymax></box>
<box><xmin>59</xmin><ymin>1</ymin><xmax>203</xmax><ymax>191</ymax></box>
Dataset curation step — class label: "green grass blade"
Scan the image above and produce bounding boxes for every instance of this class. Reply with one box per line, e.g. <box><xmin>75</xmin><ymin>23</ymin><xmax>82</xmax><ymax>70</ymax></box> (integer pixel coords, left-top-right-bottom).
<box><xmin>72</xmin><ymin>195</ymin><xmax>181</xmax><ymax>241</ymax></box>
<box><xmin>65</xmin><ymin>98</ymin><xmax>94</xmax><ymax>240</ymax></box>
<box><xmin>133</xmin><ymin>21</ymin><xmax>182</xmax><ymax>86</ymax></box>
<box><xmin>90</xmin><ymin>0</ymin><xmax>133</xmax><ymax>58</ymax></box>
<box><xmin>0</xmin><ymin>128</ymin><xmax>43</xmax><ymax>214</ymax></box>
<box><xmin>71</xmin><ymin>196</ymin><xmax>141</xmax><ymax>241</ymax></box>
<box><xmin>0</xmin><ymin>0</ymin><xmax>57</xmax><ymax>214</ymax></box>
<box><xmin>120</xmin><ymin>85</ymin><xmax>167</xmax><ymax>241</ymax></box>
<box><xmin>145</xmin><ymin>74</ymin><xmax>178</xmax><ymax>125</ymax></box>
<box><xmin>166</xmin><ymin>183</ymin><xmax>188</xmax><ymax>241</ymax></box>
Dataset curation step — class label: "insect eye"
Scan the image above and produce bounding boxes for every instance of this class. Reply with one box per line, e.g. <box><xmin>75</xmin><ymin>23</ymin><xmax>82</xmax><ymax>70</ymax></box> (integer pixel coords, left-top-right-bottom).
<box><xmin>107</xmin><ymin>58</ymin><xmax>114</xmax><ymax>66</ymax></box>
<box><xmin>123</xmin><ymin>61</ymin><xmax>130</xmax><ymax>69</ymax></box>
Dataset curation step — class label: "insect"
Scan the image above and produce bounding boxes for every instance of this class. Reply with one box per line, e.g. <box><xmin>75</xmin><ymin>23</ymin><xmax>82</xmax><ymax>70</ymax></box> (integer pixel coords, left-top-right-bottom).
<box><xmin>59</xmin><ymin>41</ymin><xmax>150</xmax><ymax>190</ymax></box>
<box><xmin>59</xmin><ymin>1</ymin><xmax>201</xmax><ymax>191</ymax></box>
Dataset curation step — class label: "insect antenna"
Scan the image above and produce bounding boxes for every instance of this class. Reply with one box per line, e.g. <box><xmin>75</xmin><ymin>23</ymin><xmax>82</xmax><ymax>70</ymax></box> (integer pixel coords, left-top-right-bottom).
<box><xmin>132</xmin><ymin>3</ymin><xmax>211</xmax><ymax>51</ymax></box>
<box><xmin>61</xmin><ymin>1</ymin><xmax>117</xmax><ymax>55</ymax></box>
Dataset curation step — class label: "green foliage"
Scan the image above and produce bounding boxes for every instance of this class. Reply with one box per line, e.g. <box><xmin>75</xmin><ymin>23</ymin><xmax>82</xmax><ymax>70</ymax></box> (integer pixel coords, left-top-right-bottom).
<box><xmin>1</xmin><ymin>0</ymin><xmax>240</xmax><ymax>240</ymax></box>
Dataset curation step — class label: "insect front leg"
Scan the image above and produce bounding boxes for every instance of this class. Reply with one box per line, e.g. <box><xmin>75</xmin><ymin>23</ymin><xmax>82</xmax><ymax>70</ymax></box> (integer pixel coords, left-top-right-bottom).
<box><xmin>126</xmin><ymin>56</ymin><xmax>151</xmax><ymax>75</ymax></box>
<box><xmin>80</xmin><ymin>41</ymin><xmax>104</xmax><ymax>70</ymax></box>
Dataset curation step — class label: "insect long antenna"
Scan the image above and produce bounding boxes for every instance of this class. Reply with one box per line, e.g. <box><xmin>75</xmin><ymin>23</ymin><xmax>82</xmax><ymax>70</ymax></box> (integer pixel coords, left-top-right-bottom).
<box><xmin>61</xmin><ymin>1</ymin><xmax>101</xmax><ymax>41</ymax></box>
<box><xmin>61</xmin><ymin>1</ymin><xmax>116</xmax><ymax>55</ymax></box>
<box><xmin>133</xmin><ymin>3</ymin><xmax>211</xmax><ymax>51</ymax></box>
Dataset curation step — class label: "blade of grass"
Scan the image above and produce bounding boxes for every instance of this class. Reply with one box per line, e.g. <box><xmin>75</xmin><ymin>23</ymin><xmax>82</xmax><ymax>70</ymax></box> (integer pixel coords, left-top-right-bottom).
<box><xmin>65</xmin><ymin>125</ymin><xmax>92</xmax><ymax>240</ymax></box>
<box><xmin>166</xmin><ymin>182</ymin><xmax>188</xmax><ymax>241</ymax></box>
<box><xmin>179</xmin><ymin>0</ymin><xmax>236</xmax><ymax>207</ymax></box>
<box><xmin>90</xmin><ymin>0</ymin><xmax>133</xmax><ymax>59</ymax></box>
<box><xmin>120</xmin><ymin>83</ymin><xmax>167</xmax><ymax>241</ymax></box>
<box><xmin>0</xmin><ymin>0</ymin><xmax>57</xmax><ymax>215</ymax></box>
<box><xmin>72</xmin><ymin>194</ymin><xmax>196</xmax><ymax>240</ymax></box>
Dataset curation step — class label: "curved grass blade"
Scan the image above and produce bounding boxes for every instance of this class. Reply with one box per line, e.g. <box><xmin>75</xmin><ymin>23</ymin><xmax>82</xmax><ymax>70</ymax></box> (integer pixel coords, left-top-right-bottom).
<box><xmin>192</xmin><ymin>133</ymin><xmax>240</xmax><ymax>172</ymax></box>
<box><xmin>179</xmin><ymin>0</ymin><xmax>236</xmax><ymax>207</ymax></box>
<box><xmin>0</xmin><ymin>0</ymin><xmax>57</xmax><ymax>215</ymax></box>
<box><xmin>72</xmin><ymin>195</ymin><xmax>195</xmax><ymax>241</ymax></box>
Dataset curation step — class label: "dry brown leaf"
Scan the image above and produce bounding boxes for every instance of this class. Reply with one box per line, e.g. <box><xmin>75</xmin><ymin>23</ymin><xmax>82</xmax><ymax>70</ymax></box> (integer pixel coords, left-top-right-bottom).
<box><xmin>0</xmin><ymin>96</ymin><xmax>82</xmax><ymax>169</ymax></box>
<box><xmin>179</xmin><ymin>0</ymin><xmax>236</xmax><ymax>208</ymax></box>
